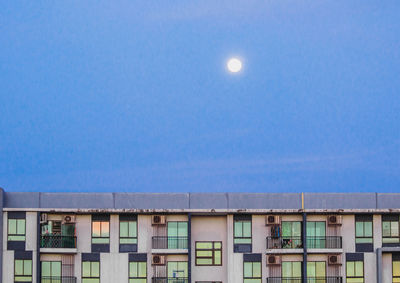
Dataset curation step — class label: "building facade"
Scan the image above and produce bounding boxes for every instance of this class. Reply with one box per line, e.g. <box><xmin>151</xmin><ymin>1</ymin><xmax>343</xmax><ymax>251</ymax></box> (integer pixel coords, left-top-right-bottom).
<box><xmin>1</xmin><ymin>190</ymin><xmax>400</xmax><ymax>283</ymax></box>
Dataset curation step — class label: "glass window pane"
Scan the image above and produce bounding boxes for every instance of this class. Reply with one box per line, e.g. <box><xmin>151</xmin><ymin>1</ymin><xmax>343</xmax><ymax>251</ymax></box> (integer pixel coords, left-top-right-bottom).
<box><xmin>129</xmin><ymin>262</ymin><xmax>136</xmax><ymax>277</ymax></box>
<box><xmin>364</xmin><ymin>222</ymin><xmax>372</xmax><ymax>237</ymax></box>
<box><xmin>316</xmin><ymin>222</ymin><xmax>326</xmax><ymax>237</ymax></box>
<box><xmin>244</xmin><ymin>262</ymin><xmax>252</xmax><ymax>277</ymax></box>
<box><xmin>15</xmin><ymin>260</ymin><xmax>23</xmax><ymax>275</ymax></box>
<box><xmin>355</xmin><ymin>261</ymin><xmax>364</xmax><ymax>276</ymax></box>
<box><xmin>392</xmin><ymin>222</ymin><xmax>399</xmax><ymax>237</ymax></box>
<box><xmin>356</xmin><ymin>222</ymin><xmax>364</xmax><ymax>237</ymax></box>
<box><xmin>292</xmin><ymin>222</ymin><xmax>301</xmax><ymax>237</ymax></box>
<box><xmin>178</xmin><ymin>222</ymin><xmax>188</xmax><ymax>237</ymax></box>
<box><xmin>42</xmin><ymin>262</ymin><xmax>51</xmax><ymax>277</ymax></box>
<box><xmin>307</xmin><ymin>262</ymin><xmax>316</xmax><ymax>277</ymax></box>
<box><xmin>252</xmin><ymin>262</ymin><xmax>261</xmax><ymax>277</ymax></box>
<box><xmin>120</xmin><ymin>222</ymin><xmax>128</xmax><ymax>237</ymax></box>
<box><xmin>82</xmin><ymin>262</ymin><xmax>91</xmax><ymax>277</ymax></box>
<box><xmin>243</xmin><ymin>222</ymin><xmax>251</xmax><ymax>237</ymax></box>
<box><xmin>92</xmin><ymin>222</ymin><xmax>101</xmax><ymax>237</ymax></box>
<box><xmin>129</xmin><ymin>221</ymin><xmax>137</xmax><ymax>238</ymax></box>
<box><xmin>197</xmin><ymin>258</ymin><xmax>212</xmax><ymax>265</ymax></box>
<box><xmin>101</xmin><ymin>222</ymin><xmax>109</xmax><ymax>237</ymax></box>
<box><xmin>18</xmin><ymin>220</ymin><xmax>26</xmax><ymax>235</ymax></box>
<box><xmin>215</xmin><ymin>251</ymin><xmax>222</xmax><ymax>265</ymax></box>
<box><xmin>347</xmin><ymin>262</ymin><xmax>355</xmax><ymax>277</ymax></box>
<box><xmin>282</xmin><ymin>262</ymin><xmax>291</xmax><ymax>277</ymax></box>
<box><xmin>307</xmin><ymin>222</ymin><xmax>315</xmax><ymax>237</ymax></box>
<box><xmin>393</xmin><ymin>261</ymin><xmax>400</xmax><ymax>277</ymax></box>
<box><xmin>234</xmin><ymin>222</ymin><xmax>242</xmax><ymax>237</ymax></box>
<box><xmin>316</xmin><ymin>262</ymin><xmax>326</xmax><ymax>277</ymax></box>
<box><xmin>138</xmin><ymin>262</ymin><xmax>146</xmax><ymax>277</ymax></box>
<box><xmin>52</xmin><ymin>262</ymin><xmax>61</xmax><ymax>276</ymax></box>
<box><xmin>214</xmin><ymin>242</ymin><xmax>222</xmax><ymax>249</ymax></box>
<box><xmin>24</xmin><ymin>260</ymin><xmax>32</xmax><ymax>276</ymax></box>
<box><xmin>168</xmin><ymin>222</ymin><xmax>178</xmax><ymax>237</ymax></box>
<box><xmin>383</xmin><ymin>222</ymin><xmax>391</xmax><ymax>237</ymax></box>
<box><xmin>196</xmin><ymin>242</ymin><xmax>212</xmax><ymax>249</ymax></box>
<box><xmin>8</xmin><ymin>219</ymin><xmax>17</xmax><ymax>234</ymax></box>
<box><xmin>91</xmin><ymin>262</ymin><xmax>100</xmax><ymax>277</ymax></box>
<box><xmin>292</xmin><ymin>262</ymin><xmax>302</xmax><ymax>277</ymax></box>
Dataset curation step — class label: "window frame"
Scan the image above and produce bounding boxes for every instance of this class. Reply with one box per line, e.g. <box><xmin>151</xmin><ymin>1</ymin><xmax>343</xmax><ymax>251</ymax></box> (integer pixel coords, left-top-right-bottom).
<box><xmin>355</xmin><ymin>220</ymin><xmax>373</xmax><ymax>244</ymax></box>
<box><xmin>8</xmin><ymin>218</ymin><xmax>26</xmax><ymax>242</ymax></box>
<box><xmin>91</xmin><ymin>220</ymin><xmax>110</xmax><ymax>244</ymax></box>
<box><xmin>382</xmin><ymin>220</ymin><xmax>400</xmax><ymax>243</ymax></box>
<box><xmin>82</xmin><ymin>260</ymin><xmax>100</xmax><ymax>283</ymax></box>
<box><xmin>129</xmin><ymin>261</ymin><xmax>147</xmax><ymax>283</ymax></box>
<box><xmin>393</xmin><ymin>261</ymin><xmax>400</xmax><ymax>283</ymax></box>
<box><xmin>346</xmin><ymin>260</ymin><xmax>364</xmax><ymax>283</ymax></box>
<box><xmin>195</xmin><ymin>241</ymin><xmax>222</xmax><ymax>266</ymax></box>
<box><xmin>14</xmin><ymin>259</ymin><xmax>32</xmax><ymax>283</ymax></box>
<box><xmin>120</xmin><ymin>220</ymin><xmax>138</xmax><ymax>244</ymax></box>
<box><xmin>243</xmin><ymin>261</ymin><xmax>262</xmax><ymax>283</ymax></box>
<box><xmin>234</xmin><ymin>219</ymin><xmax>252</xmax><ymax>245</ymax></box>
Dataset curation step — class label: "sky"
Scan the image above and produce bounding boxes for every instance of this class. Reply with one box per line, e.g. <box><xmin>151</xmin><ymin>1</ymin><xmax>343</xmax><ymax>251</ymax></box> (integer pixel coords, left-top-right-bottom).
<box><xmin>0</xmin><ymin>1</ymin><xmax>399</xmax><ymax>193</ymax></box>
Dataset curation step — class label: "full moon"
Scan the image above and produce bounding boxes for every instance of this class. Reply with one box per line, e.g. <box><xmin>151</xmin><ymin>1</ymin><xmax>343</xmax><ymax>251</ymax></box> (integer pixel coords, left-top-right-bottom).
<box><xmin>227</xmin><ymin>58</ymin><xmax>242</xmax><ymax>73</ymax></box>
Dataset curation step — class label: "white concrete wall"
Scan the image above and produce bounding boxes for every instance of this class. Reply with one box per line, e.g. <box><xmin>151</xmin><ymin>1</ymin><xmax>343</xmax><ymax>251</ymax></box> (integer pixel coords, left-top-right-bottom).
<box><xmin>382</xmin><ymin>253</ymin><xmax>392</xmax><ymax>283</ymax></box>
<box><xmin>2</xmin><ymin>250</ymin><xmax>13</xmax><ymax>283</ymax></box>
<box><xmin>191</xmin><ymin>216</ymin><xmax>227</xmax><ymax>283</ymax></box>
<box><xmin>101</xmin><ymin>253</ymin><xmax>128</xmax><ymax>283</ymax></box>
<box><xmin>26</xmin><ymin>212</ymin><xmax>37</xmax><ymax>251</ymax></box>
<box><xmin>76</xmin><ymin>215</ymin><xmax>91</xmax><ymax>253</ymax></box>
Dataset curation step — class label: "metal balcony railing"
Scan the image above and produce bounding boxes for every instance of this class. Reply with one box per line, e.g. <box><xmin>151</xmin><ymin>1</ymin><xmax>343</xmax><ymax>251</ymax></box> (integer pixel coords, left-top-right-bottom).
<box><xmin>266</xmin><ymin>237</ymin><xmax>303</xmax><ymax>249</ymax></box>
<box><xmin>152</xmin><ymin>236</ymin><xmax>188</xmax><ymax>249</ymax></box>
<box><xmin>307</xmin><ymin>277</ymin><xmax>343</xmax><ymax>283</ymax></box>
<box><xmin>40</xmin><ymin>235</ymin><xmax>77</xmax><ymax>249</ymax></box>
<box><xmin>267</xmin><ymin>277</ymin><xmax>302</xmax><ymax>283</ymax></box>
<box><xmin>306</xmin><ymin>236</ymin><xmax>342</xmax><ymax>249</ymax></box>
<box><xmin>41</xmin><ymin>276</ymin><xmax>77</xmax><ymax>283</ymax></box>
<box><xmin>152</xmin><ymin>277</ymin><xmax>189</xmax><ymax>283</ymax></box>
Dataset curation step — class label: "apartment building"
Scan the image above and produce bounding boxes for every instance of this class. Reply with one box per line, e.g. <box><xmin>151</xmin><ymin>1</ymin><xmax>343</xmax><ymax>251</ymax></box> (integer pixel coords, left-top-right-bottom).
<box><xmin>1</xmin><ymin>189</ymin><xmax>400</xmax><ymax>283</ymax></box>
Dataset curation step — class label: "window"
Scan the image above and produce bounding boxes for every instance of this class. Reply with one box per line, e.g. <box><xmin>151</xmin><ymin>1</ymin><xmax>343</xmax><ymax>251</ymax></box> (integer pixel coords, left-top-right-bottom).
<box><xmin>167</xmin><ymin>262</ymin><xmax>188</xmax><ymax>279</ymax></box>
<box><xmin>394</xmin><ymin>261</ymin><xmax>400</xmax><ymax>283</ymax></box>
<box><xmin>307</xmin><ymin>222</ymin><xmax>326</xmax><ymax>248</ymax></box>
<box><xmin>281</xmin><ymin>221</ymin><xmax>302</xmax><ymax>248</ymax></box>
<box><xmin>243</xmin><ymin>262</ymin><xmax>261</xmax><ymax>283</ymax></box>
<box><xmin>8</xmin><ymin>219</ymin><xmax>26</xmax><ymax>241</ymax></box>
<box><xmin>346</xmin><ymin>261</ymin><xmax>364</xmax><ymax>283</ymax></box>
<box><xmin>282</xmin><ymin>261</ymin><xmax>302</xmax><ymax>279</ymax></box>
<box><xmin>195</xmin><ymin>242</ymin><xmax>222</xmax><ymax>266</ymax></box>
<box><xmin>129</xmin><ymin>261</ymin><xmax>147</xmax><ymax>283</ymax></box>
<box><xmin>355</xmin><ymin>219</ymin><xmax>373</xmax><ymax>244</ymax></box>
<box><xmin>234</xmin><ymin>219</ymin><xmax>252</xmax><ymax>244</ymax></box>
<box><xmin>14</xmin><ymin>259</ymin><xmax>32</xmax><ymax>282</ymax></box>
<box><xmin>307</xmin><ymin>261</ymin><xmax>326</xmax><ymax>282</ymax></box>
<box><xmin>41</xmin><ymin>261</ymin><xmax>61</xmax><ymax>281</ymax></box>
<box><xmin>120</xmin><ymin>220</ymin><xmax>137</xmax><ymax>244</ymax></box>
<box><xmin>82</xmin><ymin>261</ymin><xmax>100</xmax><ymax>283</ymax></box>
<box><xmin>167</xmin><ymin>222</ymin><xmax>188</xmax><ymax>249</ymax></box>
<box><xmin>382</xmin><ymin>219</ymin><xmax>399</xmax><ymax>243</ymax></box>
<box><xmin>92</xmin><ymin>220</ymin><xmax>110</xmax><ymax>244</ymax></box>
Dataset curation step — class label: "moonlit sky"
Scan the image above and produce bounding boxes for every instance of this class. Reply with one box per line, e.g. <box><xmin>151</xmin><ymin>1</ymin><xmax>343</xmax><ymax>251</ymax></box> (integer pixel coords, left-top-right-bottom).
<box><xmin>0</xmin><ymin>1</ymin><xmax>399</xmax><ymax>193</ymax></box>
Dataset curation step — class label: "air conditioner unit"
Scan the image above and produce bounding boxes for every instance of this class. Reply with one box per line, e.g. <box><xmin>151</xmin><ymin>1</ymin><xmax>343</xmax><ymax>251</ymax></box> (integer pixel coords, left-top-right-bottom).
<box><xmin>327</xmin><ymin>215</ymin><xmax>342</xmax><ymax>226</ymax></box>
<box><xmin>152</xmin><ymin>255</ymin><xmax>166</xmax><ymax>265</ymax></box>
<box><xmin>63</xmin><ymin>215</ymin><xmax>76</xmax><ymax>224</ymax></box>
<box><xmin>266</xmin><ymin>255</ymin><xmax>281</xmax><ymax>265</ymax></box>
<box><xmin>266</xmin><ymin>215</ymin><xmax>280</xmax><ymax>226</ymax></box>
<box><xmin>328</xmin><ymin>255</ymin><xmax>342</xmax><ymax>265</ymax></box>
<box><xmin>152</xmin><ymin>215</ymin><xmax>166</xmax><ymax>225</ymax></box>
<box><xmin>40</xmin><ymin>213</ymin><xmax>48</xmax><ymax>224</ymax></box>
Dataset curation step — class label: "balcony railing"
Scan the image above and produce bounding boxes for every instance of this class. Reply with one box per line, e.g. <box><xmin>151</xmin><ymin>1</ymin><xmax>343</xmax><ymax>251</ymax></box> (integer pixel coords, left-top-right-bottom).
<box><xmin>307</xmin><ymin>277</ymin><xmax>343</xmax><ymax>283</ymax></box>
<box><xmin>267</xmin><ymin>277</ymin><xmax>302</xmax><ymax>283</ymax></box>
<box><xmin>152</xmin><ymin>277</ymin><xmax>189</xmax><ymax>283</ymax></box>
<box><xmin>41</xmin><ymin>276</ymin><xmax>77</xmax><ymax>283</ymax></box>
<box><xmin>266</xmin><ymin>237</ymin><xmax>303</xmax><ymax>249</ymax></box>
<box><xmin>40</xmin><ymin>235</ymin><xmax>77</xmax><ymax>249</ymax></box>
<box><xmin>306</xmin><ymin>236</ymin><xmax>342</xmax><ymax>249</ymax></box>
<box><xmin>152</xmin><ymin>236</ymin><xmax>188</xmax><ymax>249</ymax></box>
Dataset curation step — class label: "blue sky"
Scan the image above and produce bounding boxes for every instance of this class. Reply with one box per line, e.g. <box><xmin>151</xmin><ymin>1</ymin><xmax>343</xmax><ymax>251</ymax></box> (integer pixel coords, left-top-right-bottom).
<box><xmin>0</xmin><ymin>1</ymin><xmax>399</xmax><ymax>192</ymax></box>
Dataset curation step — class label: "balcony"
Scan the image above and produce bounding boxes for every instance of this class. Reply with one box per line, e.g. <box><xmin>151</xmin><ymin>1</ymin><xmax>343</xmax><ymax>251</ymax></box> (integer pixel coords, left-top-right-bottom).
<box><xmin>306</xmin><ymin>237</ymin><xmax>342</xmax><ymax>249</ymax></box>
<box><xmin>152</xmin><ymin>277</ymin><xmax>189</xmax><ymax>283</ymax></box>
<box><xmin>307</xmin><ymin>277</ymin><xmax>343</xmax><ymax>283</ymax></box>
<box><xmin>40</xmin><ymin>235</ymin><xmax>77</xmax><ymax>253</ymax></box>
<box><xmin>41</xmin><ymin>276</ymin><xmax>77</xmax><ymax>283</ymax></box>
<box><xmin>152</xmin><ymin>236</ymin><xmax>188</xmax><ymax>250</ymax></box>
<box><xmin>267</xmin><ymin>277</ymin><xmax>302</xmax><ymax>283</ymax></box>
<box><xmin>266</xmin><ymin>237</ymin><xmax>303</xmax><ymax>249</ymax></box>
